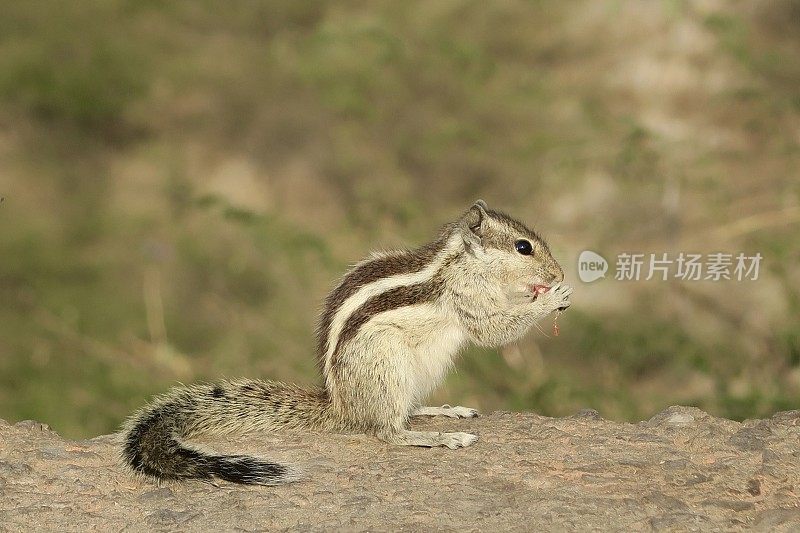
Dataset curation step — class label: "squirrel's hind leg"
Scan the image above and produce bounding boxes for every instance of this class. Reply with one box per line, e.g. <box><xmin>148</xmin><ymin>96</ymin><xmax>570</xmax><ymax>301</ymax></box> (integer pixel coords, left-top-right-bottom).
<box><xmin>377</xmin><ymin>429</ymin><xmax>478</xmax><ymax>449</ymax></box>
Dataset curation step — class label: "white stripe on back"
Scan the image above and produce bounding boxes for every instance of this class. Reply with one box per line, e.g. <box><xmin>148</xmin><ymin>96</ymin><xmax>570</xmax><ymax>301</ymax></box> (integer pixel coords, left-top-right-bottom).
<box><xmin>322</xmin><ymin>233</ymin><xmax>461</xmax><ymax>377</ymax></box>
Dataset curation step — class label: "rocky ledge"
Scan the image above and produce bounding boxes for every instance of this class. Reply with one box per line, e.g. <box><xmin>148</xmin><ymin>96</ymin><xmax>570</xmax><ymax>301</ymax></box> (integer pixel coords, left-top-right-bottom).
<box><xmin>1</xmin><ymin>406</ymin><xmax>799</xmax><ymax>531</ymax></box>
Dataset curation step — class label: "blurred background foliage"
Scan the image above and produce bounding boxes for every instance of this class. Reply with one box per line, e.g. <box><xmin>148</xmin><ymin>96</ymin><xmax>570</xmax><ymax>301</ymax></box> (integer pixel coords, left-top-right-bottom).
<box><xmin>0</xmin><ymin>0</ymin><xmax>798</xmax><ymax>438</ymax></box>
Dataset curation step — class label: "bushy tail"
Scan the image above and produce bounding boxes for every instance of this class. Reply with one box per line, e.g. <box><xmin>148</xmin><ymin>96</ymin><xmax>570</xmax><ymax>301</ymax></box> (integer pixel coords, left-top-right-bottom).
<box><xmin>120</xmin><ymin>379</ymin><xmax>331</xmax><ymax>485</ymax></box>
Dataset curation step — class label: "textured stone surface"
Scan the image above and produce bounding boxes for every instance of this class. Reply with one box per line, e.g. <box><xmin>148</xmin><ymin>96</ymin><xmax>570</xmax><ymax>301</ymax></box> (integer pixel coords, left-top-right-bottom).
<box><xmin>1</xmin><ymin>407</ymin><xmax>799</xmax><ymax>531</ymax></box>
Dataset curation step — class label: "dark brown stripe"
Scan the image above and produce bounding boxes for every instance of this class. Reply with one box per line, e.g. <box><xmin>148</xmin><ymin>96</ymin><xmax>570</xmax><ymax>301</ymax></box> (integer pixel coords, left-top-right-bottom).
<box><xmin>315</xmin><ymin>225</ymin><xmax>454</xmax><ymax>366</ymax></box>
<box><xmin>328</xmin><ymin>279</ymin><xmax>444</xmax><ymax>371</ymax></box>
<box><xmin>484</xmin><ymin>208</ymin><xmax>544</xmax><ymax>244</ymax></box>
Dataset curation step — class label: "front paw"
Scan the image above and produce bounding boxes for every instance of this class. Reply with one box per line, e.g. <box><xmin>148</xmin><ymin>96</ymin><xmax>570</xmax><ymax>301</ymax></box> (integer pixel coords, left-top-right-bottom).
<box><xmin>542</xmin><ymin>282</ymin><xmax>572</xmax><ymax>312</ymax></box>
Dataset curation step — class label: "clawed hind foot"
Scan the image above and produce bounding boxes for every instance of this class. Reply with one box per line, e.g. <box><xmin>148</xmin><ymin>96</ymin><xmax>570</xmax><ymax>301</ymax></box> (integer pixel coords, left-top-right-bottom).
<box><xmin>378</xmin><ymin>429</ymin><xmax>478</xmax><ymax>449</ymax></box>
<box><xmin>410</xmin><ymin>404</ymin><xmax>479</xmax><ymax>419</ymax></box>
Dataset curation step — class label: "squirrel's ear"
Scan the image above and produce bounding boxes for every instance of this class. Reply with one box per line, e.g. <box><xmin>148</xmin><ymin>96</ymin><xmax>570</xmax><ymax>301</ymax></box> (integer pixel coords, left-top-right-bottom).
<box><xmin>460</xmin><ymin>200</ymin><xmax>488</xmax><ymax>247</ymax></box>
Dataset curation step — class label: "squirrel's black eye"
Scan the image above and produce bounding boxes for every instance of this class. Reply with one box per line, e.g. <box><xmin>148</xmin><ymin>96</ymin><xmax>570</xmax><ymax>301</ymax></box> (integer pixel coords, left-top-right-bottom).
<box><xmin>515</xmin><ymin>239</ymin><xmax>533</xmax><ymax>255</ymax></box>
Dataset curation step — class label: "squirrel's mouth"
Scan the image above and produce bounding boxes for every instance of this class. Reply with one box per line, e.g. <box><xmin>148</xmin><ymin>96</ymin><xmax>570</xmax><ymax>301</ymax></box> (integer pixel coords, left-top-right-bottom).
<box><xmin>528</xmin><ymin>284</ymin><xmax>551</xmax><ymax>299</ymax></box>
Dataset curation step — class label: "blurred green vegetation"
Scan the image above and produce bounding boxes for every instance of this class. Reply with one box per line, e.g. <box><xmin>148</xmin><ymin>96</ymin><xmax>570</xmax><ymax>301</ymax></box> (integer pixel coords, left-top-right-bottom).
<box><xmin>0</xmin><ymin>1</ymin><xmax>798</xmax><ymax>438</ymax></box>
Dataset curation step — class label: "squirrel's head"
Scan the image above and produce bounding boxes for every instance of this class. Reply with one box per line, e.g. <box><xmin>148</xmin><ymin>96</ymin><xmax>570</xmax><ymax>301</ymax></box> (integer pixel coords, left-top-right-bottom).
<box><xmin>457</xmin><ymin>200</ymin><xmax>564</xmax><ymax>295</ymax></box>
